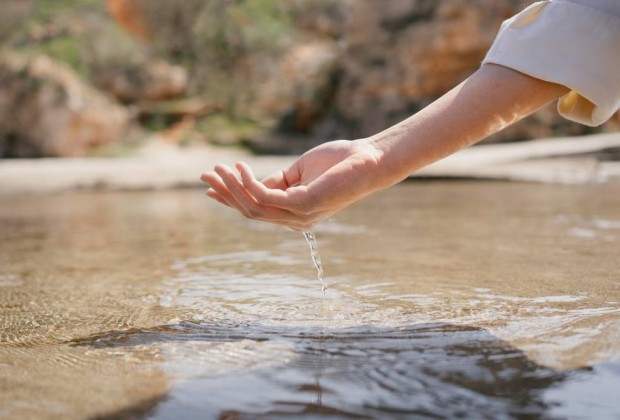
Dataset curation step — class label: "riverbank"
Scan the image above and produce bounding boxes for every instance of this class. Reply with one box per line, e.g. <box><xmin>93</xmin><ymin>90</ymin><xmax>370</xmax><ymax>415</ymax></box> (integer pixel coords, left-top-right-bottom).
<box><xmin>1</xmin><ymin>132</ymin><xmax>619</xmax><ymax>196</ymax></box>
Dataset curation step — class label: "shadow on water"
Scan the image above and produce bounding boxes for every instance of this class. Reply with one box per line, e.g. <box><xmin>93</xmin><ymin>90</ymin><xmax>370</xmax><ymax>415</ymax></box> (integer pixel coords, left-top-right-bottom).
<box><xmin>90</xmin><ymin>395</ymin><xmax>169</xmax><ymax>420</ymax></box>
<box><xmin>69</xmin><ymin>321</ymin><xmax>575</xmax><ymax>419</ymax></box>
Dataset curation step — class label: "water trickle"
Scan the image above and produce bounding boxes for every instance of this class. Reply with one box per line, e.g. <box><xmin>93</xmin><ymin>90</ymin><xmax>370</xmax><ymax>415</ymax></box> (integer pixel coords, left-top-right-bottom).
<box><xmin>303</xmin><ymin>231</ymin><xmax>327</xmax><ymax>295</ymax></box>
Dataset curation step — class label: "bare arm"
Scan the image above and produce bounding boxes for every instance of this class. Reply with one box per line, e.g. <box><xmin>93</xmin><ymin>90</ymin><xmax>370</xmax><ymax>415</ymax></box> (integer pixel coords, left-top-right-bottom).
<box><xmin>201</xmin><ymin>64</ymin><xmax>568</xmax><ymax>231</ymax></box>
<box><xmin>366</xmin><ymin>63</ymin><xmax>568</xmax><ymax>187</ymax></box>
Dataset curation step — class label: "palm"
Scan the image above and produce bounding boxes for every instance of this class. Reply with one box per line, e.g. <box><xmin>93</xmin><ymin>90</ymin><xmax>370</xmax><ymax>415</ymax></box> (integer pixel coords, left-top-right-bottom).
<box><xmin>267</xmin><ymin>140</ymin><xmax>381</xmax><ymax>221</ymax></box>
<box><xmin>287</xmin><ymin>141</ymin><xmax>359</xmax><ymax>189</ymax></box>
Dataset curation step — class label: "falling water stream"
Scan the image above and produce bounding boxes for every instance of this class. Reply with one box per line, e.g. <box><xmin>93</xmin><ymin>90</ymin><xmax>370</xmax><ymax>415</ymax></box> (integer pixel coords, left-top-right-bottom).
<box><xmin>302</xmin><ymin>231</ymin><xmax>327</xmax><ymax>296</ymax></box>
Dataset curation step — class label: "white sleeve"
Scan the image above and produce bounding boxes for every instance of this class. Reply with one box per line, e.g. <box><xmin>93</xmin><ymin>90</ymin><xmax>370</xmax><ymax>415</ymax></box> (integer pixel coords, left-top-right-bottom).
<box><xmin>482</xmin><ymin>0</ymin><xmax>620</xmax><ymax>126</ymax></box>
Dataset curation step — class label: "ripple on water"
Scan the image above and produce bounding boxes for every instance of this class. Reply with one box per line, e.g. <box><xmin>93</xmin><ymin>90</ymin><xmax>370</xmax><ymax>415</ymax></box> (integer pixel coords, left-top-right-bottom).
<box><xmin>184</xmin><ymin>236</ymin><xmax>593</xmax><ymax>417</ymax></box>
<box><xmin>162</xmin><ymin>249</ymin><xmax>620</xmax><ymax>373</ymax></box>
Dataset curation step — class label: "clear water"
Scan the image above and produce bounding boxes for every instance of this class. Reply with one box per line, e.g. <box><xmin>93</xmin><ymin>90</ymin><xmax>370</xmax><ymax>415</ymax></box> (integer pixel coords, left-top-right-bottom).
<box><xmin>1</xmin><ymin>182</ymin><xmax>619</xmax><ymax>418</ymax></box>
<box><xmin>302</xmin><ymin>231</ymin><xmax>327</xmax><ymax>295</ymax></box>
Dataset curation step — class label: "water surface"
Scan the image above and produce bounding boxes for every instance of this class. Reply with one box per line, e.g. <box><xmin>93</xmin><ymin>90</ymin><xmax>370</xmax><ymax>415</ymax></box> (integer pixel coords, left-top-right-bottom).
<box><xmin>1</xmin><ymin>181</ymin><xmax>619</xmax><ymax>418</ymax></box>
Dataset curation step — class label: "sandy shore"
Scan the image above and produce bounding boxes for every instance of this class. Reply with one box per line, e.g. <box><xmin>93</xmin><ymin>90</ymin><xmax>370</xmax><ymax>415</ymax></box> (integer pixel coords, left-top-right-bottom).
<box><xmin>1</xmin><ymin>132</ymin><xmax>619</xmax><ymax>195</ymax></box>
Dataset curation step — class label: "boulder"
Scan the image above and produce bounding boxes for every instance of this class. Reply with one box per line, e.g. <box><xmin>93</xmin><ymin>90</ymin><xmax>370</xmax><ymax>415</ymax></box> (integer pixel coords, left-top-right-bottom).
<box><xmin>0</xmin><ymin>54</ymin><xmax>130</xmax><ymax>157</ymax></box>
<box><xmin>93</xmin><ymin>58</ymin><xmax>188</xmax><ymax>103</ymax></box>
<box><xmin>103</xmin><ymin>0</ymin><xmax>619</xmax><ymax>150</ymax></box>
<box><xmin>326</xmin><ymin>0</ymin><xmax>532</xmax><ymax>138</ymax></box>
<box><xmin>0</xmin><ymin>0</ymin><xmax>33</xmax><ymax>45</ymax></box>
<box><xmin>259</xmin><ymin>0</ymin><xmax>619</xmax><ymax>148</ymax></box>
<box><xmin>251</xmin><ymin>40</ymin><xmax>341</xmax><ymax>129</ymax></box>
<box><xmin>105</xmin><ymin>0</ymin><xmax>151</xmax><ymax>41</ymax></box>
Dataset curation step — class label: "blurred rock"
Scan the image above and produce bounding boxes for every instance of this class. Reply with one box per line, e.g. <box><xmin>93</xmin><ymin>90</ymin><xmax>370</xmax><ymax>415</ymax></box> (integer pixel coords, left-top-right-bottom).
<box><xmin>0</xmin><ymin>54</ymin><xmax>130</xmax><ymax>157</ymax></box>
<box><xmin>245</xmin><ymin>0</ymin><xmax>528</xmax><ymax>151</ymax></box>
<box><xmin>325</xmin><ymin>0</ymin><xmax>531</xmax><ymax>138</ymax></box>
<box><xmin>253</xmin><ymin>0</ymin><xmax>618</xmax><ymax>150</ymax></box>
<box><xmin>6</xmin><ymin>0</ymin><xmax>616</xmax><ymax>157</ymax></box>
<box><xmin>106</xmin><ymin>0</ymin><xmax>204</xmax><ymax>58</ymax></box>
<box><xmin>237</xmin><ymin>40</ymin><xmax>340</xmax><ymax>153</ymax></box>
<box><xmin>252</xmin><ymin>41</ymin><xmax>341</xmax><ymax>128</ymax></box>
<box><xmin>94</xmin><ymin>59</ymin><xmax>188</xmax><ymax>103</ymax></box>
<box><xmin>105</xmin><ymin>0</ymin><xmax>151</xmax><ymax>41</ymax></box>
<box><xmin>0</xmin><ymin>0</ymin><xmax>33</xmax><ymax>45</ymax></box>
<box><xmin>136</xmin><ymin>98</ymin><xmax>220</xmax><ymax>119</ymax></box>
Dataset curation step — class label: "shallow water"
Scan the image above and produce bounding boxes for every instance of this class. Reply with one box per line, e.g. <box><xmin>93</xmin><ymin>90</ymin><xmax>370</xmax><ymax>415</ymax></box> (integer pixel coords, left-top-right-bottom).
<box><xmin>1</xmin><ymin>181</ymin><xmax>619</xmax><ymax>418</ymax></box>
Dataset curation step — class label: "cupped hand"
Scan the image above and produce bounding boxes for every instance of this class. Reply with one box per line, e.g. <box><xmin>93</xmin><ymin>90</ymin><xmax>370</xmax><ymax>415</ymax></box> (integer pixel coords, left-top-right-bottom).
<box><xmin>200</xmin><ymin>139</ymin><xmax>383</xmax><ymax>231</ymax></box>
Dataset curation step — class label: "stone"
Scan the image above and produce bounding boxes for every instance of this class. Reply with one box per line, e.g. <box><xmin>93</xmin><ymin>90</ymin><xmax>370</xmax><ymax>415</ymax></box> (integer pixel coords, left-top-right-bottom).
<box><xmin>0</xmin><ymin>0</ymin><xmax>33</xmax><ymax>45</ymax></box>
<box><xmin>0</xmin><ymin>54</ymin><xmax>130</xmax><ymax>157</ymax></box>
<box><xmin>105</xmin><ymin>0</ymin><xmax>151</xmax><ymax>41</ymax></box>
<box><xmin>93</xmin><ymin>58</ymin><xmax>188</xmax><ymax>103</ymax></box>
<box><xmin>251</xmin><ymin>41</ymin><xmax>341</xmax><ymax>128</ymax></box>
<box><xmin>323</xmin><ymin>0</ymin><xmax>532</xmax><ymax>138</ymax></box>
<box><xmin>103</xmin><ymin>0</ymin><xmax>620</xmax><ymax>150</ymax></box>
<box><xmin>259</xmin><ymin>0</ymin><xmax>619</xmax><ymax>147</ymax></box>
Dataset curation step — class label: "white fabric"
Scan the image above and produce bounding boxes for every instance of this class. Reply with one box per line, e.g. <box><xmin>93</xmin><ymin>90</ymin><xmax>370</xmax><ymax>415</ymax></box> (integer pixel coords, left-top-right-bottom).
<box><xmin>483</xmin><ymin>0</ymin><xmax>620</xmax><ymax>126</ymax></box>
<box><xmin>557</xmin><ymin>0</ymin><xmax>620</xmax><ymax>17</ymax></box>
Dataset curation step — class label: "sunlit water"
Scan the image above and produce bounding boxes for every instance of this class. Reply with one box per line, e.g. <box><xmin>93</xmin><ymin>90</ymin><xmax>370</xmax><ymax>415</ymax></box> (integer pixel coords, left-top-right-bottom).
<box><xmin>1</xmin><ymin>181</ymin><xmax>619</xmax><ymax>418</ymax></box>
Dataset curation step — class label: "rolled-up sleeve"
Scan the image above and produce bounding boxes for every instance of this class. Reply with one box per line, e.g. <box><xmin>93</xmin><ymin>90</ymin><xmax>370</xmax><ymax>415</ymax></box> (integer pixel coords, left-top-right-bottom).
<box><xmin>482</xmin><ymin>0</ymin><xmax>620</xmax><ymax>126</ymax></box>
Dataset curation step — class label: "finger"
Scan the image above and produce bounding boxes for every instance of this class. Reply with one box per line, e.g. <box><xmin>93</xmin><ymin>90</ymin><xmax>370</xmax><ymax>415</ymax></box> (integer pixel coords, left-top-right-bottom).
<box><xmin>260</xmin><ymin>161</ymin><xmax>302</xmax><ymax>190</ymax></box>
<box><xmin>199</xmin><ymin>172</ymin><xmax>212</xmax><ymax>185</ymax></box>
<box><xmin>209</xmin><ymin>181</ymin><xmax>307</xmax><ymax>229</ymax></box>
<box><xmin>219</xmin><ymin>164</ymin><xmax>313</xmax><ymax>226</ymax></box>
<box><xmin>206</xmin><ymin>188</ymin><xmax>231</xmax><ymax>208</ymax></box>
<box><xmin>238</xmin><ymin>162</ymin><xmax>288</xmax><ymax>205</ymax></box>
<box><xmin>237</xmin><ymin>162</ymin><xmax>306</xmax><ymax>211</ymax></box>
<box><xmin>216</xmin><ymin>164</ymin><xmax>283</xmax><ymax>220</ymax></box>
<box><xmin>201</xmin><ymin>170</ymin><xmax>241</xmax><ymax>209</ymax></box>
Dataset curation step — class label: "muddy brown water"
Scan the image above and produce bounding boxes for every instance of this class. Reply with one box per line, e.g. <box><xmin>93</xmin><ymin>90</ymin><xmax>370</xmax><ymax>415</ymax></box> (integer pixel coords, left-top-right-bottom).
<box><xmin>1</xmin><ymin>181</ymin><xmax>619</xmax><ymax>419</ymax></box>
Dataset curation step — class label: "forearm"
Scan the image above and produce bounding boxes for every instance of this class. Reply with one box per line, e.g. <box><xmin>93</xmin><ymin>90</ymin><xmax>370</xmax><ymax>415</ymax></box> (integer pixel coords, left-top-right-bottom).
<box><xmin>365</xmin><ymin>64</ymin><xmax>569</xmax><ymax>187</ymax></box>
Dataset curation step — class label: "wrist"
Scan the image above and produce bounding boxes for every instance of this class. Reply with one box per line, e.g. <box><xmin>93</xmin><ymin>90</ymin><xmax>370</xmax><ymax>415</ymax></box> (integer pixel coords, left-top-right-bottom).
<box><xmin>357</xmin><ymin>136</ymin><xmax>410</xmax><ymax>189</ymax></box>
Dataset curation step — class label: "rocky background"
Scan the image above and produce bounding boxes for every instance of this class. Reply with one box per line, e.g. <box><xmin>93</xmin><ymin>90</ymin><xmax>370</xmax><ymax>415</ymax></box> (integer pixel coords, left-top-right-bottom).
<box><xmin>1</xmin><ymin>0</ymin><xmax>618</xmax><ymax>158</ymax></box>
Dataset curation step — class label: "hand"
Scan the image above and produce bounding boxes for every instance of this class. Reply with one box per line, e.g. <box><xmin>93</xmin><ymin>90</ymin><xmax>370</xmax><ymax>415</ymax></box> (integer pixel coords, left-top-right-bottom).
<box><xmin>200</xmin><ymin>139</ymin><xmax>383</xmax><ymax>231</ymax></box>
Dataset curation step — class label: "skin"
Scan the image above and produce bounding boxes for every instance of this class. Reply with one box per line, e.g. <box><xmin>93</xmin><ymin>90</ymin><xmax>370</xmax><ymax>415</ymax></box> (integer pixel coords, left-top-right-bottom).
<box><xmin>201</xmin><ymin>64</ymin><xmax>569</xmax><ymax>231</ymax></box>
